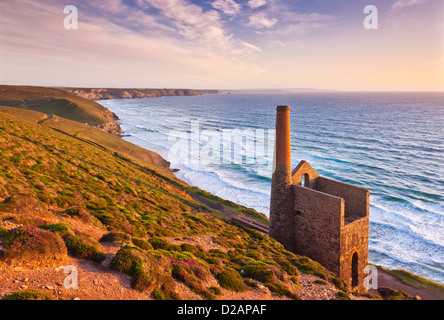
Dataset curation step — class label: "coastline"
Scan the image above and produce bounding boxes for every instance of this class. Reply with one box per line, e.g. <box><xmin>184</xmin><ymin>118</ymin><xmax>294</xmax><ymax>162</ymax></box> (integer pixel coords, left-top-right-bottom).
<box><xmin>0</xmin><ymin>85</ymin><xmax>442</xmax><ymax>300</ymax></box>
<box><xmin>92</xmin><ymin>93</ymin><xmax>443</xmax><ymax>300</ymax></box>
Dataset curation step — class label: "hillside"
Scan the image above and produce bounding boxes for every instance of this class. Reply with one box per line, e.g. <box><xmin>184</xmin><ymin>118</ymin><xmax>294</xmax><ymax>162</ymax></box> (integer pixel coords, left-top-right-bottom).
<box><xmin>0</xmin><ymin>86</ymin><xmax>435</xmax><ymax>301</ymax></box>
<box><xmin>0</xmin><ymin>85</ymin><xmax>122</xmax><ymax>136</ymax></box>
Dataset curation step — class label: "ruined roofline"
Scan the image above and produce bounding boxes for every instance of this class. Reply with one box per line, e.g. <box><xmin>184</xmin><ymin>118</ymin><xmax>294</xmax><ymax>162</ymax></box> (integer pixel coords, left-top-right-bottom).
<box><xmin>315</xmin><ymin>176</ymin><xmax>370</xmax><ymax>194</ymax></box>
<box><xmin>292</xmin><ymin>160</ymin><xmax>320</xmax><ymax>185</ymax></box>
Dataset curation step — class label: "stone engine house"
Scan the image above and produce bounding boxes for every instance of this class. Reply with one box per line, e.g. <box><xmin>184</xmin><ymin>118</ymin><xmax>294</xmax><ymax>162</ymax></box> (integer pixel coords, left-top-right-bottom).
<box><xmin>270</xmin><ymin>106</ymin><xmax>370</xmax><ymax>292</ymax></box>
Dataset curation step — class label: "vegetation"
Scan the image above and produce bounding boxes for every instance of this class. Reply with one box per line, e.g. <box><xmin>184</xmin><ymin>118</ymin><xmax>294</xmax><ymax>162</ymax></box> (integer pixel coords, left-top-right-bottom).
<box><xmin>0</xmin><ymin>226</ymin><xmax>66</xmax><ymax>266</ymax></box>
<box><xmin>2</xmin><ymin>289</ymin><xmax>52</xmax><ymax>300</ymax></box>
<box><xmin>216</xmin><ymin>267</ymin><xmax>244</xmax><ymax>292</ymax></box>
<box><xmin>381</xmin><ymin>267</ymin><xmax>444</xmax><ymax>300</ymax></box>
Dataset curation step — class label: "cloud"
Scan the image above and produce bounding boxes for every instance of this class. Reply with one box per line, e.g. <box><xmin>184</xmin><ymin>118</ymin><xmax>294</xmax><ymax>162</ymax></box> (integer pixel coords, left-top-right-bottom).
<box><xmin>0</xmin><ymin>0</ymin><xmax>265</xmax><ymax>87</ymax></box>
<box><xmin>248</xmin><ymin>12</ymin><xmax>277</xmax><ymax>29</ymax></box>
<box><xmin>212</xmin><ymin>0</ymin><xmax>241</xmax><ymax>15</ymax></box>
<box><xmin>248</xmin><ymin>0</ymin><xmax>267</xmax><ymax>9</ymax></box>
<box><xmin>137</xmin><ymin>0</ymin><xmax>243</xmax><ymax>54</ymax></box>
<box><xmin>392</xmin><ymin>0</ymin><xmax>426</xmax><ymax>10</ymax></box>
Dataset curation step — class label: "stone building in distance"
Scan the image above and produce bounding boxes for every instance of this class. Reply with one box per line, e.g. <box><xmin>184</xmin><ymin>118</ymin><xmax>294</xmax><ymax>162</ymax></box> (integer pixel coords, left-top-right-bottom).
<box><xmin>270</xmin><ymin>106</ymin><xmax>370</xmax><ymax>292</ymax></box>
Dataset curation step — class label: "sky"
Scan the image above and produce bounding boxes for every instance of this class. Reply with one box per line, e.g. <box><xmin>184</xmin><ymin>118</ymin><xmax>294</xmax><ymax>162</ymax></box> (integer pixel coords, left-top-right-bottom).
<box><xmin>0</xmin><ymin>0</ymin><xmax>443</xmax><ymax>91</ymax></box>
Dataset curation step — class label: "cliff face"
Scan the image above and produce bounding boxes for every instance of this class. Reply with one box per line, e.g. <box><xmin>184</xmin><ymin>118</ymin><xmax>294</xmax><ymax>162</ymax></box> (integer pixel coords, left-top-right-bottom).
<box><xmin>62</xmin><ymin>88</ymin><xmax>220</xmax><ymax>100</ymax></box>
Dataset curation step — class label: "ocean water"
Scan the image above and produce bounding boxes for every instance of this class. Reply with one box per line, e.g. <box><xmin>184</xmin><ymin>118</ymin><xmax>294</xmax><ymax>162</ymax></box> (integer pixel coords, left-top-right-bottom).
<box><xmin>101</xmin><ymin>92</ymin><xmax>444</xmax><ymax>285</ymax></box>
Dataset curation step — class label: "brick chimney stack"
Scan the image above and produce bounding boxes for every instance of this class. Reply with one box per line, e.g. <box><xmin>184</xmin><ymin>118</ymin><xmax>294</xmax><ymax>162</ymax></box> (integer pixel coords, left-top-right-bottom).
<box><xmin>270</xmin><ymin>106</ymin><xmax>294</xmax><ymax>250</ymax></box>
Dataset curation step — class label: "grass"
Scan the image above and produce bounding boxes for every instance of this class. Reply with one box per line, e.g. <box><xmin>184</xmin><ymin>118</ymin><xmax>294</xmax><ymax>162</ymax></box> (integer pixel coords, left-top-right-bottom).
<box><xmin>2</xmin><ymin>289</ymin><xmax>52</xmax><ymax>300</ymax></box>
<box><xmin>380</xmin><ymin>267</ymin><xmax>444</xmax><ymax>300</ymax></box>
<box><xmin>216</xmin><ymin>267</ymin><xmax>245</xmax><ymax>292</ymax></box>
<box><xmin>265</xmin><ymin>282</ymin><xmax>300</xmax><ymax>300</ymax></box>
<box><xmin>40</xmin><ymin>223</ymin><xmax>106</xmax><ymax>263</ymax></box>
<box><xmin>0</xmin><ymin>85</ymin><xmax>120</xmax><ymax>133</ymax></box>
<box><xmin>241</xmin><ymin>264</ymin><xmax>276</xmax><ymax>283</ymax></box>
<box><xmin>0</xmin><ymin>226</ymin><xmax>67</xmax><ymax>266</ymax></box>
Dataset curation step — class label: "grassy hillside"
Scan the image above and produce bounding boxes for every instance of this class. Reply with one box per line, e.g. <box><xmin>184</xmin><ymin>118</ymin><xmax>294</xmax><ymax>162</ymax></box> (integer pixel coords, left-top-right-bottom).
<box><xmin>1</xmin><ymin>86</ymin><xmax>428</xmax><ymax>301</ymax></box>
<box><xmin>0</xmin><ymin>85</ymin><xmax>122</xmax><ymax>135</ymax></box>
<box><xmin>0</xmin><ymin>92</ymin><xmax>359</xmax><ymax>301</ymax></box>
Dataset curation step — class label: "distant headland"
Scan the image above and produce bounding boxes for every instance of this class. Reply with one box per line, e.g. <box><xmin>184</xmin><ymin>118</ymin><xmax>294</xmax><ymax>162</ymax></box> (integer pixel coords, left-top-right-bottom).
<box><xmin>58</xmin><ymin>87</ymin><xmax>221</xmax><ymax>100</ymax></box>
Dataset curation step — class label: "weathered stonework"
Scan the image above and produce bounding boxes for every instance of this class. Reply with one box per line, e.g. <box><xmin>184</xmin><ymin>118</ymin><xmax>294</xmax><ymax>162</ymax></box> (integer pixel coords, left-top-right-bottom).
<box><xmin>270</xmin><ymin>107</ymin><xmax>370</xmax><ymax>293</ymax></box>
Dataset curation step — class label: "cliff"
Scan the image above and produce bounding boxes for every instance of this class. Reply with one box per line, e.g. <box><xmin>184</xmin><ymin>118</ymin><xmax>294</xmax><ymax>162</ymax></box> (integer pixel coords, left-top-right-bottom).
<box><xmin>60</xmin><ymin>87</ymin><xmax>221</xmax><ymax>100</ymax></box>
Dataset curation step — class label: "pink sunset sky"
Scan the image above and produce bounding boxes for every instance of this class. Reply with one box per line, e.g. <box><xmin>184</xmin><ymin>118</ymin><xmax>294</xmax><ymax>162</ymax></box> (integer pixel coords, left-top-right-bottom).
<box><xmin>0</xmin><ymin>0</ymin><xmax>443</xmax><ymax>91</ymax></box>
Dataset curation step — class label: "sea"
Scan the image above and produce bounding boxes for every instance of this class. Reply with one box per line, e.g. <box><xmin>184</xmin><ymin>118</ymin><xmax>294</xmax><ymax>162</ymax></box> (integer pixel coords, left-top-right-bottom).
<box><xmin>100</xmin><ymin>92</ymin><xmax>444</xmax><ymax>285</ymax></box>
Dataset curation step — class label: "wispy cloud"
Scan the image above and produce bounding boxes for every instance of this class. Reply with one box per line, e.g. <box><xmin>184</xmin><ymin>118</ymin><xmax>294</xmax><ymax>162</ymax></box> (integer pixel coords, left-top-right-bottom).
<box><xmin>392</xmin><ymin>0</ymin><xmax>427</xmax><ymax>10</ymax></box>
<box><xmin>0</xmin><ymin>0</ymin><xmax>264</xmax><ymax>87</ymax></box>
<box><xmin>212</xmin><ymin>0</ymin><xmax>241</xmax><ymax>15</ymax></box>
<box><xmin>248</xmin><ymin>0</ymin><xmax>267</xmax><ymax>9</ymax></box>
<box><xmin>276</xmin><ymin>11</ymin><xmax>335</xmax><ymax>35</ymax></box>
<box><xmin>248</xmin><ymin>12</ymin><xmax>277</xmax><ymax>29</ymax></box>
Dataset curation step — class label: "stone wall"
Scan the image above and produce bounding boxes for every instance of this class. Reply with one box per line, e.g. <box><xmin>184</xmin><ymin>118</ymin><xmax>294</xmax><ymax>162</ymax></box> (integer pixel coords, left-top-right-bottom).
<box><xmin>315</xmin><ymin>177</ymin><xmax>369</xmax><ymax>222</ymax></box>
<box><xmin>340</xmin><ymin>216</ymin><xmax>370</xmax><ymax>292</ymax></box>
<box><xmin>292</xmin><ymin>184</ymin><xmax>344</xmax><ymax>275</ymax></box>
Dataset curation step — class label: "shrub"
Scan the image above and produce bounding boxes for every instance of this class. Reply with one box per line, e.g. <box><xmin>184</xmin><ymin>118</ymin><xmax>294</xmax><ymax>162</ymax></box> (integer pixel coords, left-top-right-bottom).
<box><xmin>244</xmin><ymin>279</ymin><xmax>258</xmax><ymax>288</ymax></box>
<box><xmin>132</xmin><ymin>238</ymin><xmax>153</xmax><ymax>251</ymax></box>
<box><xmin>39</xmin><ymin>223</ymin><xmax>70</xmax><ymax>235</ymax></box>
<box><xmin>274</xmin><ymin>257</ymin><xmax>299</xmax><ymax>276</ymax></box>
<box><xmin>242</xmin><ymin>265</ymin><xmax>275</xmax><ymax>283</ymax></box>
<box><xmin>390</xmin><ymin>290</ymin><xmax>418</xmax><ymax>300</ymax></box>
<box><xmin>149</xmin><ymin>237</ymin><xmax>182</xmax><ymax>252</ymax></box>
<box><xmin>180</xmin><ymin>243</ymin><xmax>199</xmax><ymax>253</ymax></box>
<box><xmin>208</xmin><ymin>249</ymin><xmax>228</xmax><ymax>259</ymax></box>
<box><xmin>216</xmin><ymin>267</ymin><xmax>244</xmax><ymax>292</ymax></box>
<box><xmin>265</xmin><ymin>282</ymin><xmax>300</xmax><ymax>300</ymax></box>
<box><xmin>63</xmin><ymin>233</ymin><xmax>106</xmax><ymax>263</ymax></box>
<box><xmin>151</xmin><ymin>276</ymin><xmax>180</xmax><ymax>300</ymax></box>
<box><xmin>0</xmin><ymin>226</ymin><xmax>67</xmax><ymax>266</ymax></box>
<box><xmin>335</xmin><ymin>291</ymin><xmax>350</xmax><ymax>300</ymax></box>
<box><xmin>209</xmin><ymin>286</ymin><xmax>221</xmax><ymax>295</ymax></box>
<box><xmin>99</xmin><ymin>232</ymin><xmax>131</xmax><ymax>243</ymax></box>
<box><xmin>63</xmin><ymin>207</ymin><xmax>94</xmax><ymax>223</ymax></box>
<box><xmin>171</xmin><ymin>262</ymin><xmax>209</xmax><ymax>297</ymax></box>
<box><xmin>0</xmin><ymin>226</ymin><xmax>9</xmax><ymax>238</ymax></box>
<box><xmin>2</xmin><ymin>289</ymin><xmax>52</xmax><ymax>300</ymax></box>
<box><xmin>294</xmin><ymin>258</ymin><xmax>327</xmax><ymax>280</ymax></box>
<box><xmin>330</xmin><ymin>277</ymin><xmax>346</xmax><ymax>291</ymax></box>
<box><xmin>110</xmin><ymin>246</ymin><xmax>156</xmax><ymax>292</ymax></box>
<box><xmin>291</xmin><ymin>277</ymin><xmax>301</xmax><ymax>286</ymax></box>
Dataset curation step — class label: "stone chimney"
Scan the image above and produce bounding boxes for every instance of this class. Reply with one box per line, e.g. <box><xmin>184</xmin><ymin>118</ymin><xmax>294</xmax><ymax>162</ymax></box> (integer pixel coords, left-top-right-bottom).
<box><xmin>270</xmin><ymin>105</ymin><xmax>294</xmax><ymax>250</ymax></box>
